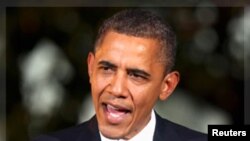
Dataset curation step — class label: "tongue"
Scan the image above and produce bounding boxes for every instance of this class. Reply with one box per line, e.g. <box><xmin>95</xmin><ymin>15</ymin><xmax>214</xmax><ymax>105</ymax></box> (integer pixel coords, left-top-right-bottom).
<box><xmin>107</xmin><ymin>104</ymin><xmax>126</xmax><ymax>118</ymax></box>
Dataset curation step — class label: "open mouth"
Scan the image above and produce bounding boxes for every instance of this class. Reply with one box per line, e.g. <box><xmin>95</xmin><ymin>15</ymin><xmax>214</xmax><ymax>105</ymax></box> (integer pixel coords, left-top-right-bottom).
<box><xmin>103</xmin><ymin>103</ymin><xmax>131</xmax><ymax>124</ymax></box>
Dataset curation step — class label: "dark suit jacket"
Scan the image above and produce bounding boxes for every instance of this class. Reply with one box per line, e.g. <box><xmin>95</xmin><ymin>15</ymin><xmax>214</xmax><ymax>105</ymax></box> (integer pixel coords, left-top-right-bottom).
<box><xmin>32</xmin><ymin>113</ymin><xmax>207</xmax><ymax>141</ymax></box>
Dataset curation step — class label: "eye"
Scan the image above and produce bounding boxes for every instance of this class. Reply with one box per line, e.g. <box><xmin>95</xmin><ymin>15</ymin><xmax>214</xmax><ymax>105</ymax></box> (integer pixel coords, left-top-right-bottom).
<box><xmin>102</xmin><ymin>66</ymin><xmax>111</xmax><ymax>71</ymax></box>
<box><xmin>99</xmin><ymin>66</ymin><xmax>114</xmax><ymax>74</ymax></box>
<box><xmin>128</xmin><ymin>72</ymin><xmax>147</xmax><ymax>82</ymax></box>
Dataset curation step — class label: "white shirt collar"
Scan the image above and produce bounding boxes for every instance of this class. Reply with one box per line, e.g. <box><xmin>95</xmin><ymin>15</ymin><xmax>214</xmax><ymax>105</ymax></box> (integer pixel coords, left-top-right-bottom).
<box><xmin>100</xmin><ymin>110</ymin><xmax>156</xmax><ymax>141</ymax></box>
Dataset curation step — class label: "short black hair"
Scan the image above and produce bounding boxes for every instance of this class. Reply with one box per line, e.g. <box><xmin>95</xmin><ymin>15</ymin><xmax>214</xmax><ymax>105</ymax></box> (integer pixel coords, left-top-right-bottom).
<box><xmin>95</xmin><ymin>9</ymin><xmax>177</xmax><ymax>72</ymax></box>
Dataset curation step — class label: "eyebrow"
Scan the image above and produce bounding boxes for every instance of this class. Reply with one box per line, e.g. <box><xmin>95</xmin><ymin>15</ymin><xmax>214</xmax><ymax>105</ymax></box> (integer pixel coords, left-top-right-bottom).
<box><xmin>98</xmin><ymin>60</ymin><xmax>151</xmax><ymax>78</ymax></box>
<box><xmin>127</xmin><ymin>68</ymin><xmax>151</xmax><ymax>78</ymax></box>
<box><xmin>98</xmin><ymin>60</ymin><xmax>117</xmax><ymax>69</ymax></box>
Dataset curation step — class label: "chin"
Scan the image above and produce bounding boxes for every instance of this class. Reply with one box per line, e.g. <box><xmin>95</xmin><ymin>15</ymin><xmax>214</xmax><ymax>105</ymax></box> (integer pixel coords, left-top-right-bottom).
<box><xmin>100</xmin><ymin>127</ymin><xmax>127</xmax><ymax>139</ymax></box>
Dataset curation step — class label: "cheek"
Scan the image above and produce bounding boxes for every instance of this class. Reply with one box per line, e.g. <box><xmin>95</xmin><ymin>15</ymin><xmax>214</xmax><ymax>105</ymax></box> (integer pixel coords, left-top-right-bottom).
<box><xmin>91</xmin><ymin>73</ymin><xmax>111</xmax><ymax>97</ymax></box>
<box><xmin>129</xmin><ymin>84</ymin><xmax>159</xmax><ymax>108</ymax></box>
<box><xmin>91</xmin><ymin>74</ymin><xmax>110</xmax><ymax>112</ymax></box>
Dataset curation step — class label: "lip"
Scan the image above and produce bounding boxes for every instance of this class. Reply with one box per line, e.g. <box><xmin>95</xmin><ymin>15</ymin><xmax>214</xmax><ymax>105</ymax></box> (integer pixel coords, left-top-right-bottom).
<box><xmin>102</xmin><ymin>103</ymin><xmax>132</xmax><ymax>124</ymax></box>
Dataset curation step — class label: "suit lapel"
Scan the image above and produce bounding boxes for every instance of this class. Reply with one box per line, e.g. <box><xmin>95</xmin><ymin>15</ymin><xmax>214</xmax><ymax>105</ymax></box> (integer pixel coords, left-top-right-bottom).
<box><xmin>153</xmin><ymin>113</ymin><xmax>182</xmax><ymax>141</ymax></box>
<box><xmin>77</xmin><ymin>116</ymin><xmax>101</xmax><ymax>141</ymax></box>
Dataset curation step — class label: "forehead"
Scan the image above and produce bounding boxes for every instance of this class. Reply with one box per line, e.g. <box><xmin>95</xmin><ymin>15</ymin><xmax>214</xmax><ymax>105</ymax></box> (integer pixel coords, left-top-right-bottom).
<box><xmin>94</xmin><ymin>31</ymin><xmax>167</xmax><ymax>76</ymax></box>
<box><xmin>95</xmin><ymin>31</ymin><xmax>161</xmax><ymax>62</ymax></box>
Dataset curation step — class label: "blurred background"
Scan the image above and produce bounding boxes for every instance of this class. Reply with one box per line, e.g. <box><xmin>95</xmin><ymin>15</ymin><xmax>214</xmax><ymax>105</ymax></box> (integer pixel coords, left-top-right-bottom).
<box><xmin>5</xmin><ymin>6</ymin><xmax>247</xmax><ymax>141</ymax></box>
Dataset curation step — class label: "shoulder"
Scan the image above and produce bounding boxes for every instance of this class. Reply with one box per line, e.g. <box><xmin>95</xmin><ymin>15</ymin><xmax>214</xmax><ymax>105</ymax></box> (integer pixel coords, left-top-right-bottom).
<box><xmin>154</xmin><ymin>113</ymin><xmax>207</xmax><ymax>141</ymax></box>
<box><xmin>31</xmin><ymin>116</ymin><xmax>100</xmax><ymax>141</ymax></box>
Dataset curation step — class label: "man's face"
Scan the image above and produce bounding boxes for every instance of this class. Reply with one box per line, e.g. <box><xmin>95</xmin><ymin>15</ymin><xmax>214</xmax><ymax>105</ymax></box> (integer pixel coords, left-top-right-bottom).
<box><xmin>88</xmin><ymin>31</ymin><xmax>177</xmax><ymax>139</ymax></box>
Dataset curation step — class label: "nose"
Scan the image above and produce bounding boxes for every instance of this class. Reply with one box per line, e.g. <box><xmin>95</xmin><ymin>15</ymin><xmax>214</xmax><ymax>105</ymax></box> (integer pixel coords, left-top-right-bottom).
<box><xmin>109</xmin><ymin>72</ymin><xmax>128</xmax><ymax>98</ymax></box>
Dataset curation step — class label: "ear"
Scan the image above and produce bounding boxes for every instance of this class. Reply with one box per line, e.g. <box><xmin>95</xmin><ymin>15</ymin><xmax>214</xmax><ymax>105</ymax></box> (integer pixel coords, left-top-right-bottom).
<box><xmin>87</xmin><ymin>52</ymin><xmax>95</xmax><ymax>83</ymax></box>
<box><xmin>159</xmin><ymin>71</ymin><xmax>180</xmax><ymax>100</ymax></box>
